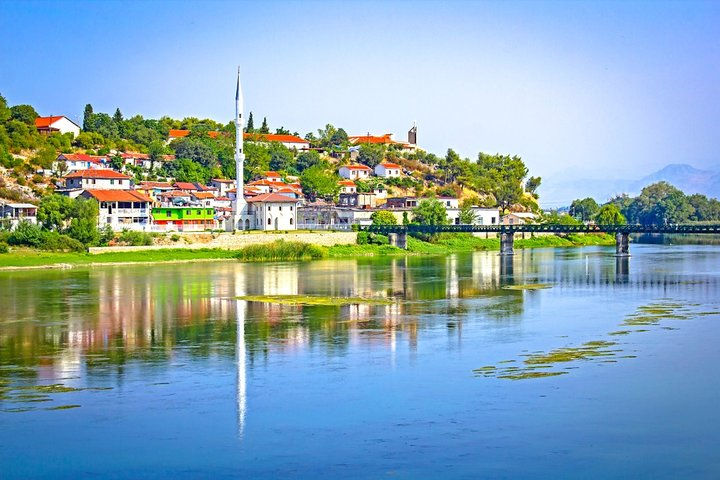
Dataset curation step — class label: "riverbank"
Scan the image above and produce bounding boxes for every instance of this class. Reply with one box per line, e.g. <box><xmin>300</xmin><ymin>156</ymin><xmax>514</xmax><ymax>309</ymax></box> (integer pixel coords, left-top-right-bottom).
<box><xmin>0</xmin><ymin>233</ymin><xmax>615</xmax><ymax>270</ymax></box>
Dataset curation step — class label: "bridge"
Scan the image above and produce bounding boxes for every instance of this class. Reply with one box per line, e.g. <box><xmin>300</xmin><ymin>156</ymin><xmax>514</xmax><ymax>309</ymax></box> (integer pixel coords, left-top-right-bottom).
<box><xmin>362</xmin><ymin>223</ymin><xmax>720</xmax><ymax>255</ymax></box>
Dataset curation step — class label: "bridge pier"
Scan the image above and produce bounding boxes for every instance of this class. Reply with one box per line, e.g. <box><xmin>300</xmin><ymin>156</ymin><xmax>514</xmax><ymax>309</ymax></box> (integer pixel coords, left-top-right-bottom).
<box><xmin>389</xmin><ymin>232</ymin><xmax>408</xmax><ymax>249</ymax></box>
<box><xmin>615</xmin><ymin>232</ymin><xmax>630</xmax><ymax>257</ymax></box>
<box><xmin>500</xmin><ymin>232</ymin><xmax>515</xmax><ymax>255</ymax></box>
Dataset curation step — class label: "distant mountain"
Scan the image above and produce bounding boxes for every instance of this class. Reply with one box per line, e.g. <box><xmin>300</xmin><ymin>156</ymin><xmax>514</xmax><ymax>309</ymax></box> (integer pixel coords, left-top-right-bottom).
<box><xmin>540</xmin><ymin>163</ymin><xmax>720</xmax><ymax>208</ymax></box>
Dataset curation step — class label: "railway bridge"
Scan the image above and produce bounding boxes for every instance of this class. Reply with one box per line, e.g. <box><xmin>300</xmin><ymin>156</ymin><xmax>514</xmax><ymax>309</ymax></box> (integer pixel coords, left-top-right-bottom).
<box><xmin>362</xmin><ymin>223</ymin><xmax>720</xmax><ymax>255</ymax></box>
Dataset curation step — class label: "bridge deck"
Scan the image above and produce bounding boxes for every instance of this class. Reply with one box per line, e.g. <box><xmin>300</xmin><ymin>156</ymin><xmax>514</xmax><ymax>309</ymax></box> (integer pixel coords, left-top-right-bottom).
<box><xmin>364</xmin><ymin>224</ymin><xmax>720</xmax><ymax>235</ymax></box>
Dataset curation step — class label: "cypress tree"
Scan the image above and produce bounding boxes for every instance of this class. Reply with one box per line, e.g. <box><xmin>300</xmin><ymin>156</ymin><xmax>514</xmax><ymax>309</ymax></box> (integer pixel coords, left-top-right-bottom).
<box><xmin>246</xmin><ymin>111</ymin><xmax>254</xmax><ymax>133</ymax></box>
<box><xmin>260</xmin><ymin>116</ymin><xmax>269</xmax><ymax>134</ymax></box>
<box><xmin>82</xmin><ymin>104</ymin><xmax>93</xmax><ymax>131</ymax></box>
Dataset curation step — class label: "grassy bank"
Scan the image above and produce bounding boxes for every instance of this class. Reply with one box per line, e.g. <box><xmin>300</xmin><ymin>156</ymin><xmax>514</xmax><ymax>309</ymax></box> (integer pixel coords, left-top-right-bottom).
<box><xmin>0</xmin><ymin>233</ymin><xmax>615</xmax><ymax>270</ymax></box>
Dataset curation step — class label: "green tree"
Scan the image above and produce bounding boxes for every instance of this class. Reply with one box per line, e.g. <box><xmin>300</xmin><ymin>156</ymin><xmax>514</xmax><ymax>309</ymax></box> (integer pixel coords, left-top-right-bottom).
<box><xmin>66</xmin><ymin>198</ymin><xmax>100</xmax><ymax>245</ymax></box>
<box><xmin>275</xmin><ymin>126</ymin><xmax>290</xmax><ymax>135</ymax></box>
<box><xmin>0</xmin><ymin>93</ymin><xmax>11</xmax><ymax>122</ymax></box>
<box><xmin>31</xmin><ymin>146</ymin><xmax>57</xmax><ymax>169</ymax></box>
<box><xmin>259</xmin><ymin>117</ymin><xmax>269</xmax><ymax>134</ymax></box>
<box><xmin>83</xmin><ymin>104</ymin><xmax>93</xmax><ymax>131</ymax></box>
<box><xmin>412</xmin><ymin>198</ymin><xmax>449</xmax><ymax>225</ymax></box>
<box><xmin>458</xmin><ymin>204</ymin><xmax>477</xmax><ymax>224</ymax></box>
<box><xmin>569</xmin><ymin>197</ymin><xmax>600</xmax><ymax>222</ymax></box>
<box><xmin>10</xmin><ymin>104</ymin><xmax>39</xmax><ymax>125</ymax></box>
<box><xmin>165</xmin><ymin>158</ymin><xmax>211</xmax><ymax>183</ymax></box>
<box><xmin>525</xmin><ymin>176</ymin><xmax>542</xmax><ymax>196</ymax></box>
<box><xmin>300</xmin><ymin>164</ymin><xmax>341</xmax><ymax>201</ymax></box>
<box><xmin>37</xmin><ymin>194</ymin><xmax>75</xmax><ymax>231</ymax></box>
<box><xmin>595</xmin><ymin>204</ymin><xmax>627</xmax><ymax>225</ymax></box>
<box><xmin>358</xmin><ymin>143</ymin><xmax>385</xmax><ymax>167</ymax></box>
<box><xmin>268</xmin><ymin>142</ymin><xmax>294</xmax><ymax>171</ymax></box>
<box><xmin>172</xmin><ymin>137</ymin><xmax>218</xmax><ymax>169</ymax></box>
<box><xmin>371</xmin><ymin>210</ymin><xmax>397</xmax><ymax>226</ymax></box>
<box><xmin>295</xmin><ymin>150</ymin><xmax>321</xmax><ymax>172</ymax></box>
<box><xmin>246</xmin><ymin>112</ymin><xmax>255</xmax><ymax>133</ymax></box>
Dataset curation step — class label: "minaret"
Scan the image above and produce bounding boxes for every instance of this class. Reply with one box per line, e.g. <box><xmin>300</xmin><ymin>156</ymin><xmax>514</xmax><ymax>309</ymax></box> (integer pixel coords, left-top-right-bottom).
<box><xmin>234</xmin><ymin>67</ymin><xmax>246</xmax><ymax>229</ymax></box>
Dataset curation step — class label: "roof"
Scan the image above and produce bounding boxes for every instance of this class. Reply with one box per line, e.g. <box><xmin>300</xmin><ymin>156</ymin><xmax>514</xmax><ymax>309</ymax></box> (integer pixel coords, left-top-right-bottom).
<box><xmin>264</xmin><ymin>171</ymin><xmax>281</xmax><ymax>177</ymax></box>
<box><xmin>173</xmin><ymin>182</ymin><xmax>199</xmax><ymax>190</ymax></box>
<box><xmin>136</xmin><ymin>181</ymin><xmax>173</xmax><ymax>189</ymax></box>
<box><xmin>3</xmin><ymin>202</ymin><xmax>37</xmax><ymax>209</ymax></box>
<box><xmin>35</xmin><ymin>116</ymin><xmax>80</xmax><ymax>129</ymax></box>
<box><xmin>211</xmin><ymin>178</ymin><xmax>235</xmax><ymax>183</ymax></box>
<box><xmin>379</xmin><ymin>162</ymin><xmax>401</xmax><ymax>169</ymax></box>
<box><xmin>339</xmin><ymin>180</ymin><xmax>356</xmax><ymax>186</ymax></box>
<box><xmin>83</xmin><ymin>190</ymin><xmax>151</xmax><ymax>202</ymax></box>
<box><xmin>341</xmin><ymin>164</ymin><xmax>372</xmax><ymax>171</ymax></box>
<box><xmin>65</xmin><ymin>169</ymin><xmax>130</xmax><ymax>179</ymax></box>
<box><xmin>58</xmin><ymin>153</ymin><xmax>105</xmax><ymax>163</ymax></box>
<box><xmin>348</xmin><ymin>134</ymin><xmax>396</xmax><ymax>145</ymax></box>
<box><xmin>168</xmin><ymin>129</ymin><xmax>191</xmax><ymax>138</ymax></box>
<box><xmin>192</xmin><ymin>192</ymin><xmax>215</xmax><ymax>199</ymax></box>
<box><xmin>120</xmin><ymin>152</ymin><xmax>150</xmax><ymax>159</ymax></box>
<box><xmin>244</xmin><ymin>133</ymin><xmax>309</xmax><ymax>144</ymax></box>
<box><xmin>246</xmin><ymin>192</ymin><xmax>299</xmax><ymax>203</ymax></box>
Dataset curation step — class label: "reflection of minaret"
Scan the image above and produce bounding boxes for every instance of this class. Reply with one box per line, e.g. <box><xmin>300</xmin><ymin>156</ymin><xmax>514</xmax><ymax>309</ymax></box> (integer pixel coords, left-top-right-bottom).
<box><xmin>233</xmin><ymin>67</ymin><xmax>247</xmax><ymax>230</ymax></box>
<box><xmin>235</xmin><ymin>274</ymin><xmax>247</xmax><ymax>439</ymax></box>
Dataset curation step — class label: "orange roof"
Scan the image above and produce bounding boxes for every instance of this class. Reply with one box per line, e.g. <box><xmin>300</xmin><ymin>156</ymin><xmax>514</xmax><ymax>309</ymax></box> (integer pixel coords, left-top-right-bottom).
<box><xmin>348</xmin><ymin>134</ymin><xmax>397</xmax><ymax>145</ymax></box>
<box><xmin>339</xmin><ymin>180</ymin><xmax>356</xmax><ymax>186</ymax></box>
<box><xmin>246</xmin><ymin>192</ymin><xmax>299</xmax><ymax>203</ymax></box>
<box><xmin>35</xmin><ymin>116</ymin><xmax>64</xmax><ymax>128</ymax></box>
<box><xmin>120</xmin><ymin>152</ymin><xmax>150</xmax><ymax>159</ymax></box>
<box><xmin>59</xmin><ymin>153</ymin><xmax>104</xmax><ymax>163</ymax></box>
<box><xmin>137</xmin><ymin>181</ymin><xmax>173</xmax><ymax>189</ymax></box>
<box><xmin>65</xmin><ymin>169</ymin><xmax>129</xmax><ymax>179</ymax></box>
<box><xmin>192</xmin><ymin>192</ymin><xmax>215</xmax><ymax>199</ymax></box>
<box><xmin>173</xmin><ymin>182</ymin><xmax>199</xmax><ymax>190</ymax></box>
<box><xmin>264</xmin><ymin>171</ymin><xmax>281</xmax><ymax>177</ymax></box>
<box><xmin>215</xmin><ymin>196</ymin><xmax>230</xmax><ymax>201</ymax></box>
<box><xmin>83</xmin><ymin>189</ymin><xmax>151</xmax><ymax>202</ymax></box>
<box><xmin>211</xmin><ymin>178</ymin><xmax>235</xmax><ymax>183</ymax></box>
<box><xmin>169</xmin><ymin>129</ymin><xmax>191</xmax><ymax>138</ymax></box>
<box><xmin>379</xmin><ymin>162</ymin><xmax>401</xmax><ymax>169</ymax></box>
<box><xmin>342</xmin><ymin>164</ymin><xmax>372</xmax><ymax>171</ymax></box>
<box><xmin>244</xmin><ymin>133</ymin><xmax>309</xmax><ymax>144</ymax></box>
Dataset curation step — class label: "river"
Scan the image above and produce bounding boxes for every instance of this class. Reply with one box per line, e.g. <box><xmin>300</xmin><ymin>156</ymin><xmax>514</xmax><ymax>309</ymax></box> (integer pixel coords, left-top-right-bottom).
<box><xmin>1</xmin><ymin>244</ymin><xmax>719</xmax><ymax>478</ymax></box>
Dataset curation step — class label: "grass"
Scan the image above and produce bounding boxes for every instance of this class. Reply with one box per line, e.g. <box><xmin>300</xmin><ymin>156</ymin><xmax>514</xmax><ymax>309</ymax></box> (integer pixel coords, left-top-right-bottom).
<box><xmin>235</xmin><ymin>240</ymin><xmax>328</xmax><ymax>262</ymax></box>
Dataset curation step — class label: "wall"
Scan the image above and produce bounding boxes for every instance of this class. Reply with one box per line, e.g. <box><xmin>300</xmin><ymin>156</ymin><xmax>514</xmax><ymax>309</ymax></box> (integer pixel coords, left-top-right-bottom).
<box><xmin>88</xmin><ymin>231</ymin><xmax>358</xmax><ymax>254</ymax></box>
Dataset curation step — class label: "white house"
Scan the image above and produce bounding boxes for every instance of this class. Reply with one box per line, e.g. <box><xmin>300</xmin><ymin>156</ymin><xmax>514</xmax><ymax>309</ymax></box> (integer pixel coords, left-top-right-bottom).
<box><xmin>1</xmin><ymin>202</ymin><xmax>38</xmax><ymax>227</ymax></box>
<box><xmin>81</xmin><ymin>189</ymin><xmax>152</xmax><ymax>231</ymax></box>
<box><xmin>63</xmin><ymin>169</ymin><xmax>132</xmax><ymax>192</ymax></box>
<box><xmin>55</xmin><ymin>153</ymin><xmax>107</xmax><ymax>173</ymax></box>
<box><xmin>374</xmin><ymin>162</ymin><xmax>402</xmax><ymax>178</ymax></box>
<box><xmin>264</xmin><ymin>171</ymin><xmax>283</xmax><ymax>183</ymax></box>
<box><xmin>339</xmin><ymin>164</ymin><xmax>372</xmax><ymax>180</ymax></box>
<box><xmin>502</xmin><ymin>212</ymin><xmax>537</xmax><ymax>225</ymax></box>
<box><xmin>210</xmin><ymin>178</ymin><xmax>236</xmax><ymax>197</ymax></box>
<box><xmin>244</xmin><ymin>133</ymin><xmax>310</xmax><ymax>151</ymax></box>
<box><xmin>473</xmin><ymin>207</ymin><xmax>500</xmax><ymax>225</ymax></box>
<box><xmin>338</xmin><ymin>180</ymin><xmax>356</xmax><ymax>194</ymax></box>
<box><xmin>438</xmin><ymin>197</ymin><xmax>460</xmax><ymax>209</ymax></box>
<box><xmin>192</xmin><ymin>191</ymin><xmax>216</xmax><ymax>208</ymax></box>
<box><xmin>247</xmin><ymin>192</ymin><xmax>299</xmax><ymax>230</ymax></box>
<box><xmin>35</xmin><ymin>116</ymin><xmax>81</xmax><ymax>138</ymax></box>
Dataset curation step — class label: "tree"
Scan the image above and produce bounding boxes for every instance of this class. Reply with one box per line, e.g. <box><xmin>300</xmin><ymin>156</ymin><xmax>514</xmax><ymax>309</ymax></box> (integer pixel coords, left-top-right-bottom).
<box><xmin>275</xmin><ymin>126</ymin><xmax>290</xmax><ymax>135</ymax></box>
<box><xmin>595</xmin><ymin>204</ymin><xmax>627</xmax><ymax>225</ymax></box>
<box><xmin>246</xmin><ymin>112</ymin><xmax>255</xmax><ymax>133</ymax></box>
<box><xmin>0</xmin><ymin>93</ymin><xmax>11</xmax><ymax>123</ymax></box>
<box><xmin>525</xmin><ymin>176</ymin><xmax>541</xmax><ymax>196</ymax></box>
<box><xmin>358</xmin><ymin>143</ymin><xmax>385</xmax><ymax>167</ymax></box>
<box><xmin>633</xmin><ymin>182</ymin><xmax>694</xmax><ymax>225</ymax></box>
<box><xmin>458</xmin><ymin>204</ymin><xmax>477</xmax><ymax>224</ymax></box>
<box><xmin>259</xmin><ymin>117</ymin><xmax>269</xmax><ymax>134</ymax></box>
<box><xmin>569</xmin><ymin>197</ymin><xmax>600</xmax><ymax>222</ymax></box>
<box><xmin>66</xmin><ymin>198</ymin><xmax>100</xmax><ymax>245</ymax></box>
<box><xmin>371</xmin><ymin>210</ymin><xmax>397</xmax><ymax>226</ymax></box>
<box><xmin>31</xmin><ymin>146</ymin><xmax>57</xmax><ymax>169</ymax></box>
<box><xmin>300</xmin><ymin>164</ymin><xmax>341</xmax><ymax>201</ymax></box>
<box><xmin>165</xmin><ymin>158</ymin><xmax>210</xmax><ymax>183</ymax></box>
<box><xmin>412</xmin><ymin>198</ymin><xmax>449</xmax><ymax>225</ymax></box>
<box><xmin>83</xmin><ymin>104</ymin><xmax>93</xmax><ymax>131</ymax></box>
<box><xmin>268</xmin><ymin>142</ymin><xmax>294</xmax><ymax>171</ymax></box>
<box><xmin>172</xmin><ymin>137</ymin><xmax>218</xmax><ymax>169</ymax></box>
<box><xmin>10</xmin><ymin>104</ymin><xmax>39</xmax><ymax>125</ymax></box>
<box><xmin>295</xmin><ymin>150</ymin><xmax>321</xmax><ymax>172</ymax></box>
<box><xmin>37</xmin><ymin>194</ymin><xmax>75</xmax><ymax>231</ymax></box>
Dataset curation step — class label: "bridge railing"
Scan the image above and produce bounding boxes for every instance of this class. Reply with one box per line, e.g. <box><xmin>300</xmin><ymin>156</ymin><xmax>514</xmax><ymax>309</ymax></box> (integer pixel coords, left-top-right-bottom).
<box><xmin>360</xmin><ymin>223</ymin><xmax>720</xmax><ymax>235</ymax></box>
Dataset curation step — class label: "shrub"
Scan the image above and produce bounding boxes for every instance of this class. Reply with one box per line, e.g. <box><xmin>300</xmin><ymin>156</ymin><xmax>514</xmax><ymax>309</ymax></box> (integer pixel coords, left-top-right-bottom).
<box><xmin>235</xmin><ymin>240</ymin><xmax>328</xmax><ymax>262</ymax></box>
<box><xmin>8</xmin><ymin>221</ymin><xmax>44</xmax><ymax>247</ymax></box>
<box><xmin>40</xmin><ymin>232</ymin><xmax>85</xmax><ymax>252</ymax></box>
<box><xmin>0</xmin><ymin>242</ymin><xmax>8</xmax><ymax>254</ymax></box>
<box><xmin>170</xmin><ymin>234</ymin><xmax>181</xmax><ymax>242</ymax></box>
<box><xmin>118</xmin><ymin>230</ymin><xmax>154</xmax><ymax>246</ymax></box>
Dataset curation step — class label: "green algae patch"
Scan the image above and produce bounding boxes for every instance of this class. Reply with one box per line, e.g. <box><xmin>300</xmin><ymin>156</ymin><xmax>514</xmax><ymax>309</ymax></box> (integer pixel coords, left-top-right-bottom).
<box><xmin>237</xmin><ymin>294</ymin><xmax>394</xmax><ymax>306</ymax></box>
<box><xmin>502</xmin><ymin>283</ymin><xmax>552</xmax><ymax>291</ymax></box>
<box><xmin>609</xmin><ymin>330</ymin><xmax>632</xmax><ymax>336</ymax></box>
<box><xmin>498</xmin><ymin>371</ymin><xmax>568</xmax><ymax>380</ymax></box>
<box><xmin>45</xmin><ymin>404</ymin><xmax>81</xmax><ymax>411</ymax></box>
<box><xmin>523</xmin><ymin>341</ymin><xmax>619</xmax><ymax>365</ymax></box>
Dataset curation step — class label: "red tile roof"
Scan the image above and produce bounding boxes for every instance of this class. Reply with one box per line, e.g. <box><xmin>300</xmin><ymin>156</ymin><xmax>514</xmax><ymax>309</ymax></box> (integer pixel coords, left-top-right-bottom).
<box><xmin>35</xmin><ymin>116</ymin><xmax>66</xmax><ymax>128</ymax></box>
<box><xmin>120</xmin><ymin>152</ymin><xmax>150</xmax><ymax>159</ymax></box>
<box><xmin>192</xmin><ymin>192</ymin><xmax>215</xmax><ymax>199</ymax></box>
<box><xmin>246</xmin><ymin>192</ymin><xmax>299</xmax><ymax>203</ymax></box>
<box><xmin>65</xmin><ymin>169</ymin><xmax>130</xmax><ymax>179</ymax></box>
<box><xmin>83</xmin><ymin>189</ymin><xmax>151</xmax><ymax>202</ymax></box>
<box><xmin>342</xmin><ymin>164</ymin><xmax>372</xmax><ymax>171</ymax></box>
<box><xmin>173</xmin><ymin>182</ymin><xmax>199</xmax><ymax>190</ymax></box>
<box><xmin>137</xmin><ymin>181</ymin><xmax>173</xmax><ymax>189</ymax></box>
<box><xmin>348</xmin><ymin>134</ymin><xmax>396</xmax><ymax>144</ymax></box>
<box><xmin>59</xmin><ymin>153</ymin><xmax>104</xmax><ymax>163</ymax></box>
<box><xmin>168</xmin><ymin>129</ymin><xmax>191</xmax><ymax>138</ymax></box>
<box><xmin>211</xmin><ymin>178</ymin><xmax>235</xmax><ymax>183</ymax></box>
<box><xmin>244</xmin><ymin>133</ymin><xmax>309</xmax><ymax>144</ymax></box>
<box><xmin>339</xmin><ymin>180</ymin><xmax>356</xmax><ymax>186</ymax></box>
<box><xmin>379</xmin><ymin>163</ymin><xmax>401</xmax><ymax>169</ymax></box>
<box><xmin>264</xmin><ymin>171</ymin><xmax>281</xmax><ymax>177</ymax></box>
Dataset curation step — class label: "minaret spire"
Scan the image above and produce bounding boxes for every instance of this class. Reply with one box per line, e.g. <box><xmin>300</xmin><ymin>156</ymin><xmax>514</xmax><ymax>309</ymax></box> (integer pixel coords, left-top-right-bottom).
<box><xmin>234</xmin><ymin>66</ymin><xmax>246</xmax><ymax>229</ymax></box>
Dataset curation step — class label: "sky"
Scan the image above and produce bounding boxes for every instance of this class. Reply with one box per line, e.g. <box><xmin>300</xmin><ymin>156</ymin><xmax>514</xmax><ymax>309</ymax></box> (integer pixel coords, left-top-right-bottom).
<box><xmin>2</xmin><ymin>0</ymin><xmax>719</xmax><ymax>205</ymax></box>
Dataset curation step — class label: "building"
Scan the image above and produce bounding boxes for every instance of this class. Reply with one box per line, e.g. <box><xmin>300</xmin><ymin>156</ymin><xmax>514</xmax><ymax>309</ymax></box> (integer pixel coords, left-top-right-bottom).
<box><xmin>0</xmin><ymin>201</ymin><xmax>37</xmax><ymax>227</ymax></box>
<box><xmin>82</xmin><ymin>190</ymin><xmax>152</xmax><ymax>231</ymax></box>
<box><xmin>338</xmin><ymin>193</ymin><xmax>377</xmax><ymax>208</ymax></box>
<box><xmin>348</xmin><ymin>133</ymin><xmax>417</xmax><ymax>153</ymax></box>
<box><xmin>339</xmin><ymin>164</ymin><xmax>372</xmax><ymax>180</ymax></box>
<box><xmin>35</xmin><ymin>116</ymin><xmax>81</xmax><ymax>137</ymax></box>
<box><xmin>438</xmin><ymin>197</ymin><xmax>460</xmax><ymax>209</ymax></box>
<box><xmin>62</xmin><ymin>169</ymin><xmax>132</xmax><ymax>195</ymax></box>
<box><xmin>374</xmin><ymin>162</ymin><xmax>402</xmax><ymax>178</ymax></box>
<box><xmin>244</xmin><ymin>133</ymin><xmax>310</xmax><ymax>151</ymax></box>
<box><xmin>210</xmin><ymin>178</ymin><xmax>236</xmax><ymax>197</ymax></box>
<box><xmin>247</xmin><ymin>193</ymin><xmax>299</xmax><ymax>230</ymax></box>
<box><xmin>151</xmin><ymin>206</ymin><xmax>216</xmax><ymax>231</ymax></box>
<box><xmin>54</xmin><ymin>153</ymin><xmax>107</xmax><ymax>173</ymax></box>
<box><xmin>385</xmin><ymin>197</ymin><xmax>418</xmax><ymax>209</ymax></box>
<box><xmin>338</xmin><ymin>180</ymin><xmax>356</xmax><ymax>194</ymax></box>
<box><xmin>502</xmin><ymin>212</ymin><xmax>537</xmax><ymax>225</ymax></box>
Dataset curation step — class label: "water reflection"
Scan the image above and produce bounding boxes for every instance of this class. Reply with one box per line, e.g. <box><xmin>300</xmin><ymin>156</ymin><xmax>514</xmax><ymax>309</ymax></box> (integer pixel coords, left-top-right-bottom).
<box><xmin>2</xmin><ymin>246</ymin><xmax>720</xmax><ymax>415</ymax></box>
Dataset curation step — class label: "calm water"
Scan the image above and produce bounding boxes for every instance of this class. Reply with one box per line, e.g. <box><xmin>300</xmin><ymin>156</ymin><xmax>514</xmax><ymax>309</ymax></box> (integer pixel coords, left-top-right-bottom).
<box><xmin>1</xmin><ymin>245</ymin><xmax>719</xmax><ymax>479</ymax></box>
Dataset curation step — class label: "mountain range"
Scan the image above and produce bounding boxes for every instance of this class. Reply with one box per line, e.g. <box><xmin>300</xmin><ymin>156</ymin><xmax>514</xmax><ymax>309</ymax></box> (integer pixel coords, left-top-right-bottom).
<box><xmin>540</xmin><ymin>164</ymin><xmax>720</xmax><ymax>208</ymax></box>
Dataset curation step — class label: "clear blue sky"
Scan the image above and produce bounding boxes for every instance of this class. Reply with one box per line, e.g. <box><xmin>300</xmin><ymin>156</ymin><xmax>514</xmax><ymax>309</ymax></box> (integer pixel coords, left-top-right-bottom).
<box><xmin>2</xmin><ymin>0</ymin><xmax>718</xmax><ymax>204</ymax></box>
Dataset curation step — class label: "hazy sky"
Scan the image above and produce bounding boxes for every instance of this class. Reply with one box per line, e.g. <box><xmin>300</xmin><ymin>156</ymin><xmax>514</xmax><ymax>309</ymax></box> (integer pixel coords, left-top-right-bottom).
<box><xmin>2</xmin><ymin>0</ymin><xmax>719</xmax><ymax>203</ymax></box>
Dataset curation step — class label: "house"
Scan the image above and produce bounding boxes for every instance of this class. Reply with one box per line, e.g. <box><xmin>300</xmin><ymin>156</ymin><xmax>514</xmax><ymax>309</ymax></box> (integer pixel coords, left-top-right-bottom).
<box><xmin>339</xmin><ymin>164</ymin><xmax>372</xmax><ymax>180</ymax></box>
<box><xmin>192</xmin><ymin>191</ymin><xmax>216</xmax><ymax>208</ymax></box>
<box><xmin>338</xmin><ymin>180</ymin><xmax>356</xmax><ymax>194</ymax></box>
<box><xmin>120</xmin><ymin>152</ymin><xmax>159</xmax><ymax>171</ymax></box>
<box><xmin>210</xmin><ymin>178</ymin><xmax>235</xmax><ymax>197</ymax></box>
<box><xmin>264</xmin><ymin>171</ymin><xmax>283</xmax><ymax>183</ymax></box>
<box><xmin>247</xmin><ymin>192</ymin><xmax>299</xmax><ymax>230</ymax></box>
<box><xmin>62</xmin><ymin>169</ymin><xmax>132</xmax><ymax>195</ymax></box>
<box><xmin>172</xmin><ymin>182</ymin><xmax>212</xmax><ymax>193</ymax></box>
<box><xmin>502</xmin><ymin>212</ymin><xmax>537</xmax><ymax>225</ymax></box>
<box><xmin>385</xmin><ymin>197</ymin><xmax>418</xmax><ymax>209</ymax></box>
<box><xmin>348</xmin><ymin>133</ymin><xmax>417</xmax><ymax>153</ymax></box>
<box><xmin>35</xmin><ymin>116</ymin><xmax>81</xmax><ymax>138</ymax></box>
<box><xmin>134</xmin><ymin>181</ymin><xmax>174</xmax><ymax>202</ymax></box>
<box><xmin>473</xmin><ymin>207</ymin><xmax>500</xmax><ymax>226</ymax></box>
<box><xmin>82</xmin><ymin>190</ymin><xmax>152</xmax><ymax>231</ymax></box>
<box><xmin>438</xmin><ymin>197</ymin><xmax>460</xmax><ymax>209</ymax></box>
<box><xmin>244</xmin><ymin>133</ymin><xmax>310</xmax><ymax>151</ymax></box>
<box><xmin>54</xmin><ymin>153</ymin><xmax>107</xmax><ymax>173</ymax></box>
<box><xmin>151</xmin><ymin>206</ymin><xmax>216</xmax><ymax>232</ymax></box>
<box><xmin>374</xmin><ymin>162</ymin><xmax>402</xmax><ymax>178</ymax></box>
<box><xmin>338</xmin><ymin>193</ymin><xmax>376</xmax><ymax>208</ymax></box>
<box><xmin>0</xmin><ymin>202</ymin><xmax>38</xmax><ymax>227</ymax></box>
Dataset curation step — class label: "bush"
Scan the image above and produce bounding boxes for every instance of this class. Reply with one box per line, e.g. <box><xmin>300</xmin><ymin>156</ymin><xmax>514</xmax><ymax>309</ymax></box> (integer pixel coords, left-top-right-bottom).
<box><xmin>235</xmin><ymin>240</ymin><xmax>328</xmax><ymax>262</ymax></box>
<box><xmin>170</xmin><ymin>234</ymin><xmax>181</xmax><ymax>242</ymax></box>
<box><xmin>8</xmin><ymin>221</ymin><xmax>44</xmax><ymax>247</ymax></box>
<box><xmin>0</xmin><ymin>242</ymin><xmax>8</xmax><ymax>254</ymax></box>
<box><xmin>118</xmin><ymin>230</ymin><xmax>154</xmax><ymax>246</ymax></box>
<box><xmin>40</xmin><ymin>232</ymin><xmax>85</xmax><ymax>252</ymax></box>
<box><xmin>357</xmin><ymin>231</ymin><xmax>389</xmax><ymax>245</ymax></box>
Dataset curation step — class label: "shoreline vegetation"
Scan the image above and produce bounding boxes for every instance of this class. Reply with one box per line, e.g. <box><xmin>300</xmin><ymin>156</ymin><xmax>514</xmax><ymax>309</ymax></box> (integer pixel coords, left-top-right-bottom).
<box><xmin>0</xmin><ymin>233</ymin><xmax>615</xmax><ymax>270</ymax></box>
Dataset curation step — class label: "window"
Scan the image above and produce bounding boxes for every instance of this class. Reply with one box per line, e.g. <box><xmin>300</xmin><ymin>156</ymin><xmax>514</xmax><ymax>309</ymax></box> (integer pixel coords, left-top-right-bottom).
<box><xmin>279</xmin><ymin>206</ymin><xmax>282</xmax><ymax>211</ymax></box>
<box><xmin>267</xmin><ymin>218</ymin><xmax>271</xmax><ymax>225</ymax></box>
<box><xmin>491</xmin><ymin>217</ymin><xmax>496</xmax><ymax>224</ymax></box>
<box><xmin>290</xmin><ymin>206</ymin><xmax>293</xmax><ymax>211</ymax></box>
<box><xmin>166</xmin><ymin>211</ymin><xmax>171</xmax><ymax>218</ymax></box>
<box><xmin>267</xmin><ymin>206</ymin><xmax>271</xmax><ymax>211</ymax></box>
<box><xmin>92</xmin><ymin>179</ymin><xmax>96</xmax><ymax>185</ymax></box>
<box><xmin>110</xmin><ymin>179</ymin><xmax>114</xmax><ymax>185</ymax></box>
<box><xmin>290</xmin><ymin>218</ymin><xmax>293</xmax><ymax>225</ymax></box>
